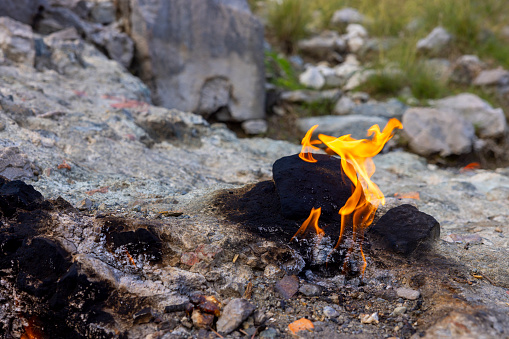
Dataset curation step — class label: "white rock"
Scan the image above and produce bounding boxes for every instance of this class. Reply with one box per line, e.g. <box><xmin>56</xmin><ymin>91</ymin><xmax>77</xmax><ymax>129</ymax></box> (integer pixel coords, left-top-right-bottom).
<box><xmin>360</xmin><ymin>312</ymin><xmax>379</xmax><ymax>324</ymax></box>
<box><xmin>346</xmin><ymin>23</ymin><xmax>368</xmax><ymax>39</ymax></box>
<box><xmin>402</xmin><ymin>107</ymin><xmax>474</xmax><ymax>156</ymax></box>
<box><xmin>431</xmin><ymin>93</ymin><xmax>506</xmax><ymax>138</ymax></box>
<box><xmin>416</xmin><ymin>26</ymin><xmax>452</xmax><ymax>55</ymax></box>
<box><xmin>473</xmin><ymin>68</ymin><xmax>509</xmax><ymax>86</ymax></box>
<box><xmin>299</xmin><ymin>66</ymin><xmax>325</xmax><ymax>89</ymax></box>
<box><xmin>396</xmin><ymin>287</ymin><xmax>421</xmax><ymax>300</ymax></box>
<box><xmin>330</xmin><ymin>7</ymin><xmax>364</xmax><ymax>26</ymax></box>
<box><xmin>241</xmin><ymin>119</ymin><xmax>268</xmax><ymax>135</ymax></box>
<box><xmin>333</xmin><ymin>96</ymin><xmax>355</xmax><ymax>115</ymax></box>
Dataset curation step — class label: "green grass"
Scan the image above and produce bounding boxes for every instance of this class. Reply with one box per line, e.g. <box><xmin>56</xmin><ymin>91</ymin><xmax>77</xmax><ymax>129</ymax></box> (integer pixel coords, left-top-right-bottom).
<box><xmin>266</xmin><ymin>0</ymin><xmax>312</xmax><ymax>53</ymax></box>
<box><xmin>265</xmin><ymin>51</ymin><xmax>304</xmax><ymax>90</ymax></box>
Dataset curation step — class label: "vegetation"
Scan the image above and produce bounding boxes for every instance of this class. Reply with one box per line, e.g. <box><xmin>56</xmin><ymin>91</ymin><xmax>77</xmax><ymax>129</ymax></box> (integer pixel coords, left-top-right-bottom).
<box><xmin>258</xmin><ymin>0</ymin><xmax>509</xmax><ymax>103</ymax></box>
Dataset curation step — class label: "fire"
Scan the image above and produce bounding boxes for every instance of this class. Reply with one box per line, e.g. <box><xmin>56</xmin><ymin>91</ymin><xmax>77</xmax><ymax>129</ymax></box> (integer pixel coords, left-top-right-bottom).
<box><xmin>291</xmin><ymin>207</ymin><xmax>324</xmax><ymax>241</ymax></box>
<box><xmin>296</xmin><ymin>118</ymin><xmax>403</xmax><ymax>275</ymax></box>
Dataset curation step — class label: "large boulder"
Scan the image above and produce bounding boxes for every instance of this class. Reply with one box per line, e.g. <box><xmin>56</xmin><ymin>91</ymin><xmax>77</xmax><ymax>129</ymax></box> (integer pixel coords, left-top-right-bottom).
<box><xmin>430</xmin><ymin>93</ymin><xmax>506</xmax><ymax>138</ymax></box>
<box><xmin>402</xmin><ymin>107</ymin><xmax>474</xmax><ymax>156</ymax></box>
<box><xmin>121</xmin><ymin>0</ymin><xmax>265</xmax><ymax>122</ymax></box>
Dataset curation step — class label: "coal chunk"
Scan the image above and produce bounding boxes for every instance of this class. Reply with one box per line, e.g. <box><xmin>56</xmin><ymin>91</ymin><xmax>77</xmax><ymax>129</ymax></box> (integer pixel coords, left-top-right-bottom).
<box><xmin>272</xmin><ymin>154</ymin><xmax>353</xmax><ymax>221</ymax></box>
<box><xmin>367</xmin><ymin>204</ymin><xmax>440</xmax><ymax>255</ymax></box>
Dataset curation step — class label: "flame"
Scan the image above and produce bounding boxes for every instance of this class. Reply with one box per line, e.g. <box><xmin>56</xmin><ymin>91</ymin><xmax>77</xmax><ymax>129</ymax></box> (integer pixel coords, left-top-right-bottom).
<box><xmin>297</xmin><ymin>118</ymin><xmax>403</xmax><ymax>275</ymax></box>
<box><xmin>291</xmin><ymin>207</ymin><xmax>324</xmax><ymax>241</ymax></box>
<box><xmin>299</xmin><ymin>125</ymin><xmax>321</xmax><ymax>162</ymax></box>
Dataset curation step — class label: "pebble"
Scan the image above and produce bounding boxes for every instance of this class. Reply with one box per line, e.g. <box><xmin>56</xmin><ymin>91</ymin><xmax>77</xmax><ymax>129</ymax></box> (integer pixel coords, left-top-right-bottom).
<box><xmin>360</xmin><ymin>312</ymin><xmax>379</xmax><ymax>324</ymax></box>
<box><xmin>259</xmin><ymin>327</ymin><xmax>277</xmax><ymax>339</ymax></box>
<box><xmin>264</xmin><ymin>264</ymin><xmax>284</xmax><ymax>279</ymax></box>
<box><xmin>216</xmin><ymin>298</ymin><xmax>256</xmax><ymax>334</ymax></box>
<box><xmin>392</xmin><ymin>306</ymin><xmax>407</xmax><ymax>315</ymax></box>
<box><xmin>323</xmin><ymin>306</ymin><xmax>339</xmax><ymax>318</ymax></box>
<box><xmin>396</xmin><ymin>287</ymin><xmax>421</xmax><ymax>300</ymax></box>
<box><xmin>299</xmin><ymin>283</ymin><xmax>323</xmax><ymax>296</ymax></box>
<box><xmin>275</xmin><ymin>275</ymin><xmax>299</xmax><ymax>299</ymax></box>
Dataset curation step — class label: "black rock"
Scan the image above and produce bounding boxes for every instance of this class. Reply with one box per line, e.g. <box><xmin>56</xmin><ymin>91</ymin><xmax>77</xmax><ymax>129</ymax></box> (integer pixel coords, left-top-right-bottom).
<box><xmin>367</xmin><ymin>204</ymin><xmax>440</xmax><ymax>255</ymax></box>
<box><xmin>0</xmin><ymin>177</ymin><xmax>46</xmax><ymax>218</ymax></box>
<box><xmin>272</xmin><ymin>154</ymin><xmax>353</xmax><ymax>221</ymax></box>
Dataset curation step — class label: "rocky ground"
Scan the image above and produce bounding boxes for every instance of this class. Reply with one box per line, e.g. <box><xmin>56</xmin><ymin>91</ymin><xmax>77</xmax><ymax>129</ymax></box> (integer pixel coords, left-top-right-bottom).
<box><xmin>0</xmin><ymin>9</ymin><xmax>509</xmax><ymax>339</ymax></box>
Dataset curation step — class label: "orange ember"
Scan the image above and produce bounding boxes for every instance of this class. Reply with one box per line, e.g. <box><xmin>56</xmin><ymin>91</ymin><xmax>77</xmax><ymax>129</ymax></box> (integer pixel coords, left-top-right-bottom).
<box><xmin>297</xmin><ymin>118</ymin><xmax>403</xmax><ymax>275</ymax></box>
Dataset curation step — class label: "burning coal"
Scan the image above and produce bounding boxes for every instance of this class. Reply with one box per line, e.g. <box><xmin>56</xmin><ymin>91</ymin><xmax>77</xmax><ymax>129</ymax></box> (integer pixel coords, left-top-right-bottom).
<box><xmin>295</xmin><ymin>118</ymin><xmax>403</xmax><ymax>275</ymax></box>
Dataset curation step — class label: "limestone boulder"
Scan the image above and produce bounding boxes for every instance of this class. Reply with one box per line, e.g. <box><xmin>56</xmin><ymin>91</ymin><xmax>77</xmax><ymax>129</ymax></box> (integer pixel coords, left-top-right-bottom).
<box><xmin>402</xmin><ymin>107</ymin><xmax>474</xmax><ymax>156</ymax></box>
<box><xmin>121</xmin><ymin>0</ymin><xmax>265</xmax><ymax>122</ymax></box>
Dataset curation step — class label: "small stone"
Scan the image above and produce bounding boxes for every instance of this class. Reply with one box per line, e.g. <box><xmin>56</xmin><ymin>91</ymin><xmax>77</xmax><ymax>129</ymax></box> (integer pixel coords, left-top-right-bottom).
<box><xmin>299</xmin><ymin>283</ymin><xmax>323</xmax><ymax>297</ymax></box>
<box><xmin>78</xmin><ymin>198</ymin><xmax>93</xmax><ymax>211</ymax></box>
<box><xmin>241</xmin><ymin>119</ymin><xmax>268</xmax><ymax>135</ymax></box>
<box><xmin>216</xmin><ymin>298</ymin><xmax>256</xmax><ymax>334</ymax></box>
<box><xmin>275</xmin><ymin>275</ymin><xmax>299</xmax><ymax>299</ymax></box>
<box><xmin>360</xmin><ymin>312</ymin><xmax>379</xmax><ymax>324</ymax></box>
<box><xmin>133</xmin><ymin>307</ymin><xmax>154</xmax><ymax>325</ymax></box>
<box><xmin>331</xmin><ymin>7</ymin><xmax>364</xmax><ymax>26</ymax></box>
<box><xmin>259</xmin><ymin>327</ymin><xmax>277</xmax><ymax>339</ymax></box>
<box><xmin>253</xmin><ymin>309</ymin><xmax>268</xmax><ymax>326</ymax></box>
<box><xmin>495</xmin><ymin>227</ymin><xmax>503</xmax><ymax>233</ymax></box>
<box><xmin>181</xmin><ymin>252</ymin><xmax>200</xmax><ymax>266</ymax></box>
<box><xmin>473</xmin><ymin>68</ymin><xmax>509</xmax><ymax>86</ymax></box>
<box><xmin>192</xmin><ymin>309</ymin><xmax>214</xmax><ymax>329</ymax></box>
<box><xmin>299</xmin><ymin>66</ymin><xmax>325</xmax><ymax>90</ymax></box>
<box><xmin>263</xmin><ymin>264</ymin><xmax>284</xmax><ymax>279</ymax></box>
<box><xmin>323</xmin><ymin>306</ymin><xmax>339</xmax><ymax>318</ymax></box>
<box><xmin>333</xmin><ymin>96</ymin><xmax>355</xmax><ymax>115</ymax></box>
<box><xmin>392</xmin><ymin>306</ymin><xmax>407</xmax><ymax>315</ymax></box>
<box><xmin>396</xmin><ymin>287</ymin><xmax>421</xmax><ymax>300</ymax></box>
<box><xmin>416</xmin><ymin>26</ymin><xmax>452</xmax><ymax>56</ymax></box>
<box><xmin>0</xmin><ymin>17</ymin><xmax>35</xmax><ymax>66</ymax></box>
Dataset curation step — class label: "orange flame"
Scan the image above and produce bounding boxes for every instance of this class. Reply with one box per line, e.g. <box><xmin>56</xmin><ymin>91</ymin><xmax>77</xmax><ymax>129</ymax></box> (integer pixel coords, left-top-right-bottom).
<box><xmin>299</xmin><ymin>125</ymin><xmax>321</xmax><ymax>163</ymax></box>
<box><xmin>291</xmin><ymin>207</ymin><xmax>324</xmax><ymax>241</ymax></box>
<box><xmin>298</xmin><ymin>118</ymin><xmax>403</xmax><ymax>276</ymax></box>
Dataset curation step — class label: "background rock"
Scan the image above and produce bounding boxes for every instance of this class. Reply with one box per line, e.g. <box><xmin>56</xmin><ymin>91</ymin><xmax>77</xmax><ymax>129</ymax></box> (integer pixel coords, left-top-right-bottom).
<box><xmin>0</xmin><ymin>16</ymin><xmax>35</xmax><ymax>66</ymax></box>
<box><xmin>0</xmin><ymin>0</ymin><xmax>47</xmax><ymax>25</ymax></box>
<box><xmin>121</xmin><ymin>0</ymin><xmax>265</xmax><ymax>122</ymax></box>
<box><xmin>330</xmin><ymin>7</ymin><xmax>364</xmax><ymax>26</ymax></box>
<box><xmin>402</xmin><ymin>107</ymin><xmax>474</xmax><ymax>156</ymax></box>
<box><xmin>431</xmin><ymin>93</ymin><xmax>506</xmax><ymax>138</ymax></box>
<box><xmin>0</xmin><ymin>147</ymin><xmax>36</xmax><ymax>180</ymax></box>
<box><xmin>298</xmin><ymin>115</ymin><xmax>388</xmax><ymax>140</ymax></box>
<box><xmin>416</xmin><ymin>26</ymin><xmax>452</xmax><ymax>56</ymax></box>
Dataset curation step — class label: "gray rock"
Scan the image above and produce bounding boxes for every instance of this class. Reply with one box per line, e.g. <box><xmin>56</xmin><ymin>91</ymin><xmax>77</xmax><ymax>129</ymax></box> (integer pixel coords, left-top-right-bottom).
<box><xmin>323</xmin><ymin>306</ymin><xmax>339</xmax><ymax>318</ymax></box>
<box><xmin>330</xmin><ymin>7</ymin><xmax>364</xmax><ymax>26</ymax></box>
<box><xmin>351</xmin><ymin>99</ymin><xmax>407</xmax><ymax>119</ymax></box>
<box><xmin>40</xmin><ymin>29</ymin><xmax>86</xmax><ymax>74</ymax></box>
<box><xmin>416</xmin><ymin>26</ymin><xmax>452</xmax><ymax>56</ymax></box>
<box><xmin>241</xmin><ymin>119</ymin><xmax>267</xmax><ymax>135</ymax></box>
<box><xmin>281</xmin><ymin>89</ymin><xmax>341</xmax><ymax>104</ymax></box>
<box><xmin>402</xmin><ymin>107</ymin><xmax>474</xmax><ymax>156</ymax></box>
<box><xmin>333</xmin><ymin>96</ymin><xmax>355</xmax><ymax>115</ymax></box>
<box><xmin>0</xmin><ymin>147</ymin><xmax>35</xmax><ymax>180</ymax></box>
<box><xmin>473</xmin><ymin>68</ymin><xmax>509</xmax><ymax>86</ymax></box>
<box><xmin>391</xmin><ymin>306</ymin><xmax>407</xmax><ymax>315</ymax></box>
<box><xmin>297</xmin><ymin>114</ymin><xmax>388</xmax><ymax>140</ymax></box>
<box><xmin>0</xmin><ymin>16</ymin><xmax>35</xmax><ymax>66</ymax></box>
<box><xmin>450</xmin><ymin>55</ymin><xmax>485</xmax><ymax>84</ymax></box>
<box><xmin>431</xmin><ymin>93</ymin><xmax>506</xmax><ymax>138</ymax></box>
<box><xmin>299</xmin><ymin>283</ymin><xmax>323</xmax><ymax>296</ymax></box>
<box><xmin>216</xmin><ymin>298</ymin><xmax>256</xmax><ymax>334</ymax></box>
<box><xmin>89</xmin><ymin>24</ymin><xmax>134</xmax><ymax>68</ymax></box>
<box><xmin>297</xmin><ymin>30</ymin><xmax>346</xmax><ymax>61</ymax></box>
<box><xmin>259</xmin><ymin>327</ymin><xmax>277</xmax><ymax>339</ymax></box>
<box><xmin>396</xmin><ymin>287</ymin><xmax>420</xmax><ymax>300</ymax></box>
<box><xmin>346</xmin><ymin>24</ymin><xmax>368</xmax><ymax>53</ymax></box>
<box><xmin>89</xmin><ymin>1</ymin><xmax>115</xmax><ymax>25</ymax></box>
<box><xmin>275</xmin><ymin>275</ymin><xmax>299</xmax><ymax>299</ymax></box>
<box><xmin>0</xmin><ymin>0</ymin><xmax>47</xmax><ymax>25</ymax></box>
<box><xmin>299</xmin><ymin>66</ymin><xmax>325</xmax><ymax>89</ymax></box>
<box><xmin>122</xmin><ymin>0</ymin><xmax>265</xmax><ymax>122</ymax></box>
